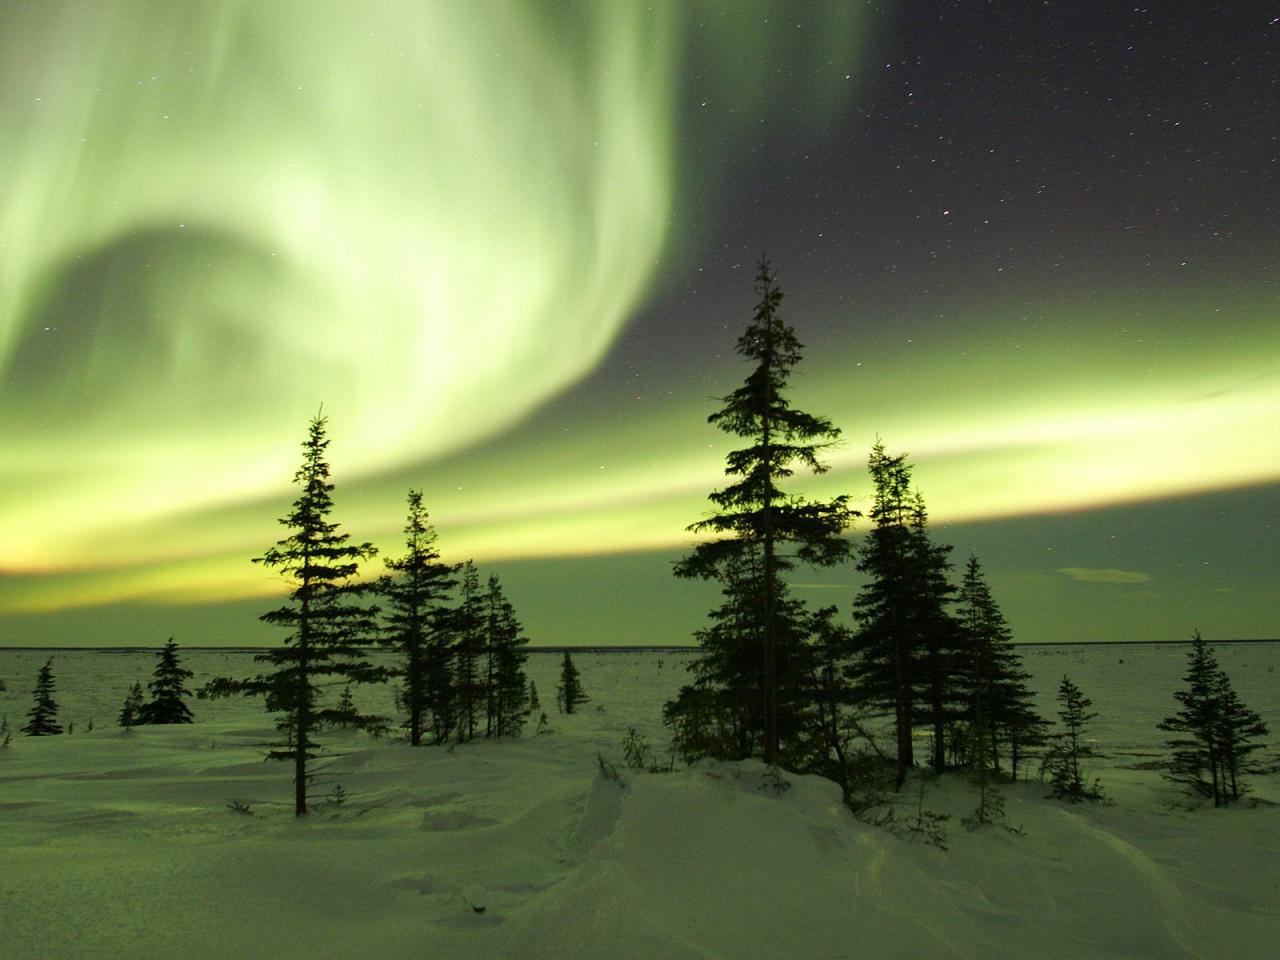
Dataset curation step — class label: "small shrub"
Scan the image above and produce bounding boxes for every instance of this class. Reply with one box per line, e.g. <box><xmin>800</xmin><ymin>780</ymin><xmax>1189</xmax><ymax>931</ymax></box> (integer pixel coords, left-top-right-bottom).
<box><xmin>905</xmin><ymin>780</ymin><xmax>950</xmax><ymax>850</ymax></box>
<box><xmin>622</xmin><ymin>727</ymin><xmax>651</xmax><ymax>769</ymax></box>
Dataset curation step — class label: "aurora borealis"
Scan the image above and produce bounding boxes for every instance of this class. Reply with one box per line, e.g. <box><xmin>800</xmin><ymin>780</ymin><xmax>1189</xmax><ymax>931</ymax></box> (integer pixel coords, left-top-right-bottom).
<box><xmin>2</xmin><ymin>2</ymin><xmax>1277</xmax><ymax>647</ymax></box>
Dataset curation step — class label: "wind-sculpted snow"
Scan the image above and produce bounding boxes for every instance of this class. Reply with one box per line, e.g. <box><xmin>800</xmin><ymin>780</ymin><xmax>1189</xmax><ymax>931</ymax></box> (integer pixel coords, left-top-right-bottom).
<box><xmin>0</xmin><ymin>646</ymin><xmax>1277</xmax><ymax>959</ymax></box>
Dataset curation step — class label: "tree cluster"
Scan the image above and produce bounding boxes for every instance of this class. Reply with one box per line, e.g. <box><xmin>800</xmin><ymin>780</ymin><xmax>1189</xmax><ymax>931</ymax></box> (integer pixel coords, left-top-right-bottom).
<box><xmin>665</xmin><ymin>260</ymin><xmax>1272</xmax><ymax>823</ymax></box>
<box><xmin>200</xmin><ymin>415</ymin><xmax>531</xmax><ymax>815</ymax></box>
<box><xmin>665</xmin><ymin>260</ymin><xmax>1045</xmax><ymax>797</ymax></box>
<box><xmin>1159</xmin><ymin>630</ymin><xmax>1269</xmax><ymax>807</ymax></box>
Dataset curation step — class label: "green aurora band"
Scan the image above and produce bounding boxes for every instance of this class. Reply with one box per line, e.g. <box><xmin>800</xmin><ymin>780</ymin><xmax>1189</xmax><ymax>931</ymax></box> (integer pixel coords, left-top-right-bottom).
<box><xmin>2</xmin><ymin>0</ymin><xmax>677</xmax><ymax>573</ymax></box>
<box><xmin>2</xmin><ymin>3</ymin><xmax>1277</xmax><ymax>629</ymax></box>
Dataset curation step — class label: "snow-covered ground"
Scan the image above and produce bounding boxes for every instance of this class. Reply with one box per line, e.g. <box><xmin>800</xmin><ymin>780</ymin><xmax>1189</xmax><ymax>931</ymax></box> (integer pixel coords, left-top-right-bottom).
<box><xmin>1</xmin><ymin>644</ymin><xmax>1277</xmax><ymax>960</ymax></box>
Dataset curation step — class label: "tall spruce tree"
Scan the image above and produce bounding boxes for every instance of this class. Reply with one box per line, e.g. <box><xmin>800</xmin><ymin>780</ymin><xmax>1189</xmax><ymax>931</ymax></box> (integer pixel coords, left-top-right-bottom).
<box><xmin>1214</xmin><ymin>675</ymin><xmax>1269</xmax><ymax>804</ymax></box>
<box><xmin>850</xmin><ymin>443</ymin><xmax>914</xmax><ymax>785</ymax></box>
<box><xmin>485</xmin><ymin>575</ymin><xmax>530</xmax><ymax>738</ymax></box>
<box><xmin>851</xmin><ymin>444</ymin><xmax>959</xmax><ymax>784</ymax></box>
<box><xmin>904</xmin><ymin>491</ymin><xmax>961</xmax><ymax>775</ymax></box>
<box><xmin>200</xmin><ymin>415</ymin><xmax>383</xmax><ymax>817</ymax></box>
<box><xmin>380</xmin><ymin>490</ymin><xmax>457</xmax><ymax>746</ymax></box>
<box><xmin>451</xmin><ymin>561</ymin><xmax>487</xmax><ymax>742</ymax></box>
<box><xmin>954</xmin><ymin>555</ymin><xmax>1045</xmax><ymax>778</ymax></box>
<box><xmin>670</xmin><ymin>259</ymin><xmax>853</xmax><ymax>765</ymax></box>
<box><xmin>137</xmin><ymin>639</ymin><xmax>194</xmax><ymax>724</ymax></box>
<box><xmin>1159</xmin><ymin>630</ymin><xmax>1224</xmax><ymax>804</ymax></box>
<box><xmin>22</xmin><ymin>658</ymin><xmax>62</xmax><ymax>736</ymax></box>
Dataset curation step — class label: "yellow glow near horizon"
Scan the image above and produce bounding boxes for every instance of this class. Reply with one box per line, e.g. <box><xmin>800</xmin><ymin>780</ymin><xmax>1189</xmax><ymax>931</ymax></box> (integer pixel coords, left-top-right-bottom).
<box><xmin>4</xmin><ymin>286</ymin><xmax>1276</xmax><ymax>615</ymax></box>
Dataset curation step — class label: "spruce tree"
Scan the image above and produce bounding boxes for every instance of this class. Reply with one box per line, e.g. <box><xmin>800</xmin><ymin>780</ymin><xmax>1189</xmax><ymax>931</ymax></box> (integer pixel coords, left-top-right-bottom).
<box><xmin>485</xmin><ymin>575</ymin><xmax>530</xmax><ymax>737</ymax></box>
<box><xmin>1160</xmin><ymin>631</ymin><xmax>1269</xmax><ymax>806</ymax></box>
<box><xmin>851</xmin><ymin>444</ymin><xmax>959</xmax><ymax>784</ymax></box>
<box><xmin>954</xmin><ymin>555</ymin><xmax>1045</xmax><ymax>778</ymax></box>
<box><xmin>22</xmin><ymin>658</ymin><xmax>62</xmax><ymax>736</ymax></box>
<box><xmin>1043</xmin><ymin>675</ymin><xmax>1102</xmax><ymax>802</ymax></box>
<box><xmin>1159</xmin><ymin>630</ymin><xmax>1225</xmax><ymax>804</ymax></box>
<box><xmin>1214</xmin><ymin>675</ymin><xmax>1269</xmax><ymax>804</ymax></box>
<box><xmin>199</xmin><ymin>414</ymin><xmax>384</xmax><ymax>817</ymax></box>
<box><xmin>380</xmin><ymin>490</ymin><xmax>457</xmax><ymax>746</ymax></box>
<box><xmin>451</xmin><ymin>561</ymin><xmax>486</xmax><ymax>741</ymax></box>
<box><xmin>137</xmin><ymin>639</ymin><xmax>194</xmax><ymax>724</ymax></box>
<box><xmin>671</xmin><ymin>259</ymin><xmax>853</xmax><ymax>764</ymax></box>
<box><xmin>850</xmin><ymin>443</ymin><xmax>914</xmax><ymax>785</ymax></box>
<box><xmin>118</xmin><ymin>682</ymin><xmax>145</xmax><ymax>728</ymax></box>
<box><xmin>557</xmin><ymin>651</ymin><xmax>589</xmax><ymax>715</ymax></box>
<box><xmin>904</xmin><ymin>492</ymin><xmax>961</xmax><ymax>776</ymax></box>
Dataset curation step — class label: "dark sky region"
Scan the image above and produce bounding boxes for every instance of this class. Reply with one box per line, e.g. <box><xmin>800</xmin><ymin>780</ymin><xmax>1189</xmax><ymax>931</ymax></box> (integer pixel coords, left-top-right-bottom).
<box><xmin>1</xmin><ymin>1</ymin><xmax>1277</xmax><ymax>648</ymax></box>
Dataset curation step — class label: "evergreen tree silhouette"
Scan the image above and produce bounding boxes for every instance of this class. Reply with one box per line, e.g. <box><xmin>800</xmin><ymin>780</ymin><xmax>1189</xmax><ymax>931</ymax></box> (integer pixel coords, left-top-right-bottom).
<box><xmin>1043</xmin><ymin>676</ymin><xmax>1103</xmax><ymax>802</ymax></box>
<box><xmin>199</xmin><ymin>414</ymin><xmax>384</xmax><ymax>816</ymax></box>
<box><xmin>451</xmin><ymin>561</ymin><xmax>486</xmax><ymax>741</ymax></box>
<box><xmin>23</xmin><ymin>658</ymin><xmax>62</xmax><ymax>736</ymax></box>
<box><xmin>904</xmin><ymin>491</ymin><xmax>961</xmax><ymax>776</ymax></box>
<box><xmin>118</xmin><ymin>682</ymin><xmax>145</xmax><ymax>728</ymax></box>
<box><xmin>666</xmin><ymin>550</ymin><xmax>812</xmax><ymax>762</ymax></box>
<box><xmin>955</xmin><ymin>555</ymin><xmax>1045</xmax><ymax>779</ymax></box>
<box><xmin>557</xmin><ymin>651</ymin><xmax>589</xmax><ymax>715</ymax></box>
<box><xmin>1160</xmin><ymin>630</ymin><xmax>1269</xmax><ymax>806</ymax></box>
<box><xmin>1215</xmin><ymin>674</ymin><xmax>1269</xmax><ymax>804</ymax></box>
<box><xmin>1159</xmin><ymin>630</ymin><xmax>1225</xmax><ymax>804</ymax></box>
<box><xmin>851</xmin><ymin>443</ymin><xmax>958</xmax><ymax>784</ymax></box>
<box><xmin>485</xmin><ymin>574</ymin><xmax>530</xmax><ymax>737</ymax></box>
<box><xmin>672</xmin><ymin>259</ymin><xmax>853</xmax><ymax>764</ymax></box>
<box><xmin>137</xmin><ymin>639</ymin><xmax>194</xmax><ymax>724</ymax></box>
<box><xmin>380</xmin><ymin>490</ymin><xmax>457</xmax><ymax>746</ymax></box>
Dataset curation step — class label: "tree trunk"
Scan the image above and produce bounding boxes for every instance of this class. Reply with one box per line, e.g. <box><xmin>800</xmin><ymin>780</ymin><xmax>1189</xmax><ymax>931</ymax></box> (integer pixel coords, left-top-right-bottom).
<box><xmin>296</xmin><ymin>590</ymin><xmax>311</xmax><ymax>817</ymax></box>
<box><xmin>761</xmin><ymin>323</ymin><xmax>777</xmax><ymax>766</ymax></box>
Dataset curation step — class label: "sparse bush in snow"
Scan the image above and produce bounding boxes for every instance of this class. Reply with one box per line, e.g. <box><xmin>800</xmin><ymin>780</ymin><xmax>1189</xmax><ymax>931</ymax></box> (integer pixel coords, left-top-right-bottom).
<box><xmin>905</xmin><ymin>778</ymin><xmax>950</xmax><ymax>849</ymax></box>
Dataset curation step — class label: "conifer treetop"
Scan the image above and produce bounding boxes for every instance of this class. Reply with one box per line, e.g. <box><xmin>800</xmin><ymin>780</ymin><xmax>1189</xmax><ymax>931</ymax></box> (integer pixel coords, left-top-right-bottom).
<box><xmin>679</xmin><ymin>259</ymin><xmax>854</xmax><ymax>579</ymax></box>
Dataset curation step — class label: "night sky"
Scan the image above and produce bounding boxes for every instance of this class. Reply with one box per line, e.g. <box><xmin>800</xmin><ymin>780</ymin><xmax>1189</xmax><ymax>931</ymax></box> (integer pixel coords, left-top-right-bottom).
<box><xmin>2</xmin><ymin>1</ymin><xmax>1277</xmax><ymax>648</ymax></box>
